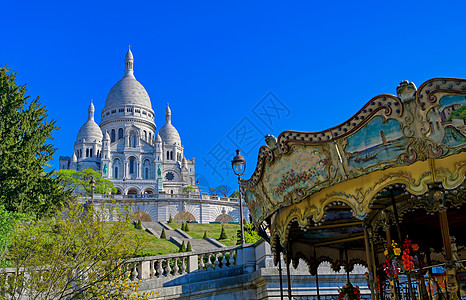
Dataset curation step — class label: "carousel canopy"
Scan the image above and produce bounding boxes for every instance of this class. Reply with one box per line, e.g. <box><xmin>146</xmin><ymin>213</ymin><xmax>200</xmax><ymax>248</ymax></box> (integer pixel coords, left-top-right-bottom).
<box><xmin>240</xmin><ymin>78</ymin><xmax>466</xmax><ymax>270</ymax></box>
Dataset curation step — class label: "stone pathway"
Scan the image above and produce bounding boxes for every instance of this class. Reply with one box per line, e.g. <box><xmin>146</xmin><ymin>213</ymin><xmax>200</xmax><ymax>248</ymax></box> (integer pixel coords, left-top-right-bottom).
<box><xmin>141</xmin><ymin>222</ymin><xmax>226</xmax><ymax>251</ymax></box>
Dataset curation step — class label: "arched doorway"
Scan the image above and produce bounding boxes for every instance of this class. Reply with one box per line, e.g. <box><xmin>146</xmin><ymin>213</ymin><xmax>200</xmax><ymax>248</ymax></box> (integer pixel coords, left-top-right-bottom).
<box><xmin>115</xmin><ymin>188</ymin><xmax>123</xmax><ymax>195</ymax></box>
<box><xmin>215</xmin><ymin>214</ymin><xmax>234</xmax><ymax>223</ymax></box>
<box><xmin>144</xmin><ymin>188</ymin><xmax>155</xmax><ymax>195</ymax></box>
<box><xmin>174</xmin><ymin>211</ymin><xmax>196</xmax><ymax>223</ymax></box>
<box><xmin>131</xmin><ymin>211</ymin><xmax>152</xmax><ymax>222</ymax></box>
<box><xmin>127</xmin><ymin>188</ymin><xmax>138</xmax><ymax>195</ymax></box>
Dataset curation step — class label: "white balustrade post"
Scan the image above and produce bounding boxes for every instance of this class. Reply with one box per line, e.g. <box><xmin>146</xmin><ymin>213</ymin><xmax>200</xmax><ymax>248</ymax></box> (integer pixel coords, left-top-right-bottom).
<box><xmin>187</xmin><ymin>255</ymin><xmax>199</xmax><ymax>273</ymax></box>
<box><xmin>137</xmin><ymin>260</ymin><xmax>151</xmax><ymax>280</ymax></box>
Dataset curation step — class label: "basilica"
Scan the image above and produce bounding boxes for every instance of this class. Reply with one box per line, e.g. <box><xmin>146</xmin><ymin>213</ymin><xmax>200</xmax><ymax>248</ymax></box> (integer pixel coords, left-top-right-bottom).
<box><xmin>59</xmin><ymin>49</ymin><xmax>197</xmax><ymax>195</ymax></box>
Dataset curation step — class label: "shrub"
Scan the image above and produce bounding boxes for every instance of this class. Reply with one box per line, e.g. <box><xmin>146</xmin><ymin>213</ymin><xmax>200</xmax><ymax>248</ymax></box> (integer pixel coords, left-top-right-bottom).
<box><xmin>179</xmin><ymin>241</ymin><xmax>186</xmax><ymax>252</ymax></box>
<box><xmin>219</xmin><ymin>225</ymin><xmax>227</xmax><ymax>240</ymax></box>
<box><xmin>160</xmin><ymin>228</ymin><xmax>166</xmax><ymax>239</ymax></box>
<box><xmin>184</xmin><ymin>223</ymin><xmax>190</xmax><ymax>232</ymax></box>
<box><xmin>203</xmin><ymin>231</ymin><xmax>207</xmax><ymax>239</ymax></box>
<box><xmin>168</xmin><ymin>215</ymin><xmax>173</xmax><ymax>223</ymax></box>
<box><xmin>186</xmin><ymin>241</ymin><xmax>192</xmax><ymax>252</ymax></box>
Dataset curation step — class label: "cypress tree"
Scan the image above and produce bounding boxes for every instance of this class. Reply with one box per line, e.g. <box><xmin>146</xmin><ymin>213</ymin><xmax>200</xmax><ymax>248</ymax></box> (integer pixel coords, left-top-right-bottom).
<box><xmin>168</xmin><ymin>215</ymin><xmax>173</xmax><ymax>223</ymax></box>
<box><xmin>219</xmin><ymin>225</ymin><xmax>227</xmax><ymax>240</ymax></box>
<box><xmin>181</xmin><ymin>223</ymin><xmax>185</xmax><ymax>231</ymax></box>
<box><xmin>185</xmin><ymin>223</ymin><xmax>190</xmax><ymax>232</ymax></box>
<box><xmin>186</xmin><ymin>241</ymin><xmax>192</xmax><ymax>252</ymax></box>
<box><xmin>179</xmin><ymin>241</ymin><xmax>186</xmax><ymax>252</ymax></box>
<box><xmin>203</xmin><ymin>231</ymin><xmax>207</xmax><ymax>239</ymax></box>
<box><xmin>160</xmin><ymin>228</ymin><xmax>166</xmax><ymax>239</ymax></box>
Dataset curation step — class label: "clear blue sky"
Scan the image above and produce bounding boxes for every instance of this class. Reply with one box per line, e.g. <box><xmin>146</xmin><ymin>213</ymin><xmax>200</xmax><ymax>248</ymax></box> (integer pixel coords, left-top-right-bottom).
<box><xmin>2</xmin><ymin>0</ymin><xmax>466</xmax><ymax>192</ymax></box>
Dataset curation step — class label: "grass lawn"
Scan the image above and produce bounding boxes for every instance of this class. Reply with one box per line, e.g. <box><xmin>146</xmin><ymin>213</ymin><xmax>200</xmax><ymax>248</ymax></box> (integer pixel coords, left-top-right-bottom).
<box><xmin>168</xmin><ymin>223</ymin><xmax>240</xmax><ymax>247</ymax></box>
<box><xmin>107</xmin><ymin>222</ymin><xmax>179</xmax><ymax>256</ymax></box>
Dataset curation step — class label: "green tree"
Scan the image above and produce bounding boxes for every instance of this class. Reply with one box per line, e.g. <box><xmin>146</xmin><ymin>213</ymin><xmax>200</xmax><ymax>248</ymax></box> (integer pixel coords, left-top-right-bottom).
<box><xmin>181</xmin><ymin>223</ymin><xmax>185</xmax><ymax>231</ymax></box>
<box><xmin>230</xmin><ymin>189</ymin><xmax>240</xmax><ymax>198</ymax></box>
<box><xmin>184</xmin><ymin>223</ymin><xmax>190</xmax><ymax>232</ymax></box>
<box><xmin>203</xmin><ymin>231</ymin><xmax>207</xmax><ymax>239</ymax></box>
<box><xmin>216</xmin><ymin>185</ymin><xmax>232</xmax><ymax>197</ymax></box>
<box><xmin>0</xmin><ymin>67</ymin><xmax>70</xmax><ymax>217</ymax></box>
<box><xmin>237</xmin><ymin>221</ymin><xmax>261</xmax><ymax>245</ymax></box>
<box><xmin>0</xmin><ymin>200</ymin><xmax>149</xmax><ymax>299</ymax></box>
<box><xmin>182</xmin><ymin>186</ymin><xmax>195</xmax><ymax>194</ymax></box>
<box><xmin>135</xmin><ymin>219</ymin><xmax>142</xmax><ymax>230</ymax></box>
<box><xmin>179</xmin><ymin>241</ymin><xmax>186</xmax><ymax>252</ymax></box>
<box><xmin>55</xmin><ymin>168</ymin><xmax>116</xmax><ymax>195</ymax></box>
<box><xmin>0</xmin><ymin>205</ymin><xmax>24</xmax><ymax>265</ymax></box>
<box><xmin>186</xmin><ymin>241</ymin><xmax>192</xmax><ymax>252</ymax></box>
<box><xmin>219</xmin><ymin>225</ymin><xmax>227</xmax><ymax>240</ymax></box>
<box><xmin>160</xmin><ymin>228</ymin><xmax>166</xmax><ymax>239</ymax></box>
<box><xmin>168</xmin><ymin>215</ymin><xmax>173</xmax><ymax>224</ymax></box>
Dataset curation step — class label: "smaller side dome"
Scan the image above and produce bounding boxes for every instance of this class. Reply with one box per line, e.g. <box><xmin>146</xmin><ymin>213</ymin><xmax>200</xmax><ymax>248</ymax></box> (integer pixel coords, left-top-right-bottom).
<box><xmin>158</xmin><ymin>103</ymin><xmax>181</xmax><ymax>146</ymax></box>
<box><xmin>72</xmin><ymin>153</ymin><xmax>77</xmax><ymax>162</ymax></box>
<box><xmin>77</xmin><ymin>100</ymin><xmax>103</xmax><ymax>142</ymax></box>
<box><xmin>155</xmin><ymin>132</ymin><xmax>162</xmax><ymax>143</ymax></box>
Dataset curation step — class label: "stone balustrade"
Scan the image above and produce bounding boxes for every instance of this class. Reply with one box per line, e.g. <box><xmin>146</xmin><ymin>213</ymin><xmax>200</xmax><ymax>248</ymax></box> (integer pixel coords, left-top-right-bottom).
<box><xmin>124</xmin><ymin>244</ymin><xmax>241</xmax><ymax>281</ymax></box>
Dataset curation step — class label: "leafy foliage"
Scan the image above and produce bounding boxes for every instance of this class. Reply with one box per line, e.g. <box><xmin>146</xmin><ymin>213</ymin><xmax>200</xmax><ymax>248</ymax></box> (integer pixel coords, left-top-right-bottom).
<box><xmin>182</xmin><ymin>186</ymin><xmax>195</xmax><ymax>194</ymax></box>
<box><xmin>208</xmin><ymin>187</ymin><xmax>216</xmax><ymax>195</ymax></box>
<box><xmin>186</xmin><ymin>241</ymin><xmax>192</xmax><ymax>252</ymax></box>
<box><xmin>215</xmin><ymin>185</ymin><xmax>232</xmax><ymax>197</ymax></box>
<box><xmin>237</xmin><ymin>221</ymin><xmax>261</xmax><ymax>245</ymax></box>
<box><xmin>135</xmin><ymin>220</ymin><xmax>142</xmax><ymax>230</ymax></box>
<box><xmin>55</xmin><ymin>168</ymin><xmax>116</xmax><ymax>195</ymax></box>
<box><xmin>0</xmin><ymin>200</ymin><xmax>148</xmax><ymax>299</ymax></box>
<box><xmin>230</xmin><ymin>189</ymin><xmax>240</xmax><ymax>198</ymax></box>
<box><xmin>160</xmin><ymin>228</ymin><xmax>166</xmax><ymax>239</ymax></box>
<box><xmin>0</xmin><ymin>67</ymin><xmax>70</xmax><ymax>217</ymax></box>
<box><xmin>0</xmin><ymin>205</ymin><xmax>25</xmax><ymax>265</ymax></box>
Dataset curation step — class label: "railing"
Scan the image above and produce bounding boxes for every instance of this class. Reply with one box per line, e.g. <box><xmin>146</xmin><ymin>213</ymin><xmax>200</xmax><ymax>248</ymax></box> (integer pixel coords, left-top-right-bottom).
<box><xmin>79</xmin><ymin>193</ymin><xmax>240</xmax><ymax>203</ymax></box>
<box><xmin>124</xmin><ymin>245</ymin><xmax>241</xmax><ymax>281</ymax></box>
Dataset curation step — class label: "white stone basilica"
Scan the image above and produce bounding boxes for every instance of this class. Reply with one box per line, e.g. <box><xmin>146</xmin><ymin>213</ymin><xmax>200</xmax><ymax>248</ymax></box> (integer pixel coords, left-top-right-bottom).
<box><xmin>60</xmin><ymin>49</ymin><xmax>197</xmax><ymax>196</ymax></box>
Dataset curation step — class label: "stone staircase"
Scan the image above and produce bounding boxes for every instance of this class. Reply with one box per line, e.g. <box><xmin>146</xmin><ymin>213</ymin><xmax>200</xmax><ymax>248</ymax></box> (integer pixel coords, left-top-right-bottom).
<box><xmin>141</xmin><ymin>222</ymin><xmax>226</xmax><ymax>251</ymax></box>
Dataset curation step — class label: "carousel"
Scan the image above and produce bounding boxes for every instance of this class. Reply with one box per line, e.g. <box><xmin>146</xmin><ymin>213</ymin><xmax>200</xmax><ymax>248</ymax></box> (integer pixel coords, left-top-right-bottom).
<box><xmin>239</xmin><ymin>78</ymin><xmax>466</xmax><ymax>299</ymax></box>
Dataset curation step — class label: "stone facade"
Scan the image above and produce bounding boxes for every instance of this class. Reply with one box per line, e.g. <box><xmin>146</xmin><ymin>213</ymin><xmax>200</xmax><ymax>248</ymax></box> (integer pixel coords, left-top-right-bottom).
<box><xmin>60</xmin><ymin>48</ymin><xmax>196</xmax><ymax>196</ymax></box>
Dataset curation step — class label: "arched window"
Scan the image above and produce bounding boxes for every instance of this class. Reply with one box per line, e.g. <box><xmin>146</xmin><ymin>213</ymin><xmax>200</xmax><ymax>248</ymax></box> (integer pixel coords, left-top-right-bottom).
<box><xmin>130</xmin><ymin>131</ymin><xmax>136</xmax><ymax>148</ymax></box>
<box><xmin>143</xmin><ymin>130</ymin><xmax>147</xmax><ymax>141</ymax></box>
<box><xmin>114</xmin><ymin>167</ymin><xmax>118</xmax><ymax>179</ymax></box>
<box><xmin>145</xmin><ymin>167</ymin><xmax>149</xmax><ymax>180</ymax></box>
<box><xmin>166</xmin><ymin>151</ymin><xmax>169</xmax><ymax>160</ymax></box>
<box><xmin>170</xmin><ymin>151</ymin><xmax>173</xmax><ymax>160</ymax></box>
<box><xmin>149</xmin><ymin>132</ymin><xmax>151</xmax><ymax>142</ymax></box>
<box><xmin>90</xmin><ymin>148</ymin><xmax>93</xmax><ymax>157</ymax></box>
<box><xmin>118</xmin><ymin>128</ymin><xmax>124</xmax><ymax>140</ymax></box>
<box><xmin>111</xmin><ymin>129</ymin><xmax>116</xmax><ymax>142</ymax></box>
<box><xmin>96</xmin><ymin>150</ymin><xmax>99</xmax><ymax>157</ymax></box>
<box><xmin>86</xmin><ymin>148</ymin><xmax>89</xmax><ymax>157</ymax></box>
<box><xmin>129</xmin><ymin>157</ymin><xmax>135</xmax><ymax>174</ymax></box>
<box><xmin>79</xmin><ymin>149</ymin><xmax>82</xmax><ymax>158</ymax></box>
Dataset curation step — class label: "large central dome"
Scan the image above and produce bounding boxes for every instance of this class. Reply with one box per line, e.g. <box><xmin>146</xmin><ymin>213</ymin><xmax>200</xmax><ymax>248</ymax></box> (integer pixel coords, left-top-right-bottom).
<box><xmin>103</xmin><ymin>48</ymin><xmax>153</xmax><ymax>111</ymax></box>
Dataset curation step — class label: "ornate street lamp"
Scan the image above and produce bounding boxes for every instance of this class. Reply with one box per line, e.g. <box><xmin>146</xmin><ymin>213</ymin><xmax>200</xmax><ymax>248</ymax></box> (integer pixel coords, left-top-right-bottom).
<box><xmin>232</xmin><ymin>149</ymin><xmax>246</xmax><ymax>245</ymax></box>
<box><xmin>89</xmin><ymin>176</ymin><xmax>96</xmax><ymax>205</ymax></box>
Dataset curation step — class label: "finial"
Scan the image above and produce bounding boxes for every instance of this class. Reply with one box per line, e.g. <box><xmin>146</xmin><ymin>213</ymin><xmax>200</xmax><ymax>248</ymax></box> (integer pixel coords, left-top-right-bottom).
<box><xmin>124</xmin><ymin>47</ymin><xmax>134</xmax><ymax>76</ymax></box>
<box><xmin>165</xmin><ymin>103</ymin><xmax>172</xmax><ymax>124</ymax></box>
<box><xmin>88</xmin><ymin>99</ymin><xmax>95</xmax><ymax>121</ymax></box>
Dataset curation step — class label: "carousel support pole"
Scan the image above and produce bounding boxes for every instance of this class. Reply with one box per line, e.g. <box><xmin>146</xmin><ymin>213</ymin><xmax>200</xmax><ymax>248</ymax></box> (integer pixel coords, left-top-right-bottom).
<box><xmin>369</xmin><ymin>229</ymin><xmax>380</xmax><ymax>300</ymax></box>
<box><xmin>363</xmin><ymin>223</ymin><xmax>376</xmax><ymax>300</ymax></box>
<box><xmin>390</xmin><ymin>189</ymin><xmax>415</xmax><ymax>300</ymax></box>
<box><xmin>313</xmin><ymin>247</ymin><xmax>321</xmax><ymax>300</ymax></box>
<box><xmin>278</xmin><ymin>251</ymin><xmax>284</xmax><ymax>300</ymax></box>
<box><xmin>437</xmin><ymin>192</ymin><xmax>460</xmax><ymax>300</ymax></box>
<box><xmin>426</xmin><ymin>252</ymin><xmax>434</xmax><ymax>300</ymax></box>
<box><xmin>383</xmin><ymin>213</ymin><xmax>397</xmax><ymax>300</ymax></box>
<box><xmin>286</xmin><ymin>253</ymin><xmax>292</xmax><ymax>300</ymax></box>
<box><xmin>345</xmin><ymin>247</ymin><xmax>350</xmax><ymax>283</ymax></box>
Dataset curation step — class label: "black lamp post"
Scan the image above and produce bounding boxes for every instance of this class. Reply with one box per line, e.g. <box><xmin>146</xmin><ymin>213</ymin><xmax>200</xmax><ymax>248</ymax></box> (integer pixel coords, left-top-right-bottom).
<box><xmin>232</xmin><ymin>149</ymin><xmax>246</xmax><ymax>245</ymax></box>
<box><xmin>89</xmin><ymin>176</ymin><xmax>96</xmax><ymax>205</ymax></box>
